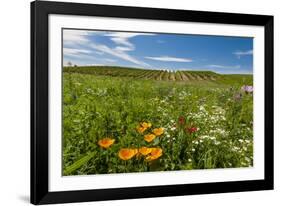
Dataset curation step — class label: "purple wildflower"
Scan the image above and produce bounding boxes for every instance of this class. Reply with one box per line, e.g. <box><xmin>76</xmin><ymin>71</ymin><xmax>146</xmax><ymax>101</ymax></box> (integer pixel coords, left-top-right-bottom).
<box><xmin>241</xmin><ymin>85</ymin><xmax>253</xmax><ymax>94</ymax></box>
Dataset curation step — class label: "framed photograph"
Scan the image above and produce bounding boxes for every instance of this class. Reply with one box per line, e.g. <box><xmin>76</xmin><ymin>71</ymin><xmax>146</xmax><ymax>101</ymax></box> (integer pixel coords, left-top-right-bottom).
<box><xmin>31</xmin><ymin>0</ymin><xmax>274</xmax><ymax>204</ymax></box>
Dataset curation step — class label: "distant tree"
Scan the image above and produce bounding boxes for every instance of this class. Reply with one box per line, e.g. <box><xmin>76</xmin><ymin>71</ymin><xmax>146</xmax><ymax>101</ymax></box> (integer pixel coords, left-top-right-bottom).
<box><xmin>67</xmin><ymin>61</ymin><xmax>72</xmax><ymax>67</ymax></box>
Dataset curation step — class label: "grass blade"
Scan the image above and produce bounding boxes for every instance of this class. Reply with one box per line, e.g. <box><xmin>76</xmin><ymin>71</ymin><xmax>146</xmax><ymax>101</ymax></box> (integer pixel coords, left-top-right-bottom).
<box><xmin>64</xmin><ymin>152</ymin><xmax>96</xmax><ymax>175</ymax></box>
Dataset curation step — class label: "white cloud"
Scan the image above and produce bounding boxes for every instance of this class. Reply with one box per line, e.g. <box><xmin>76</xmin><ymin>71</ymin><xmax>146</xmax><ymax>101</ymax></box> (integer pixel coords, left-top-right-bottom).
<box><xmin>233</xmin><ymin>50</ymin><xmax>253</xmax><ymax>59</ymax></box>
<box><xmin>93</xmin><ymin>51</ymin><xmax>104</xmax><ymax>55</ymax></box>
<box><xmin>208</xmin><ymin>64</ymin><xmax>241</xmax><ymax>69</ymax></box>
<box><xmin>88</xmin><ymin>32</ymin><xmax>156</xmax><ymax>67</ymax></box>
<box><xmin>115</xmin><ymin>46</ymin><xmax>133</xmax><ymax>52</ymax></box>
<box><xmin>63</xmin><ymin>48</ymin><xmax>92</xmax><ymax>57</ymax></box>
<box><xmin>104</xmin><ymin>32</ymin><xmax>155</xmax><ymax>49</ymax></box>
<box><xmin>85</xmin><ymin>63</ymin><xmax>105</xmax><ymax>66</ymax></box>
<box><xmin>175</xmin><ymin>68</ymin><xmax>204</xmax><ymax>71</ymax></box>
<box><xmin>104</xmin><ymin>33</ymin><xmax>135</xmax><ymax>48</ymax></box>
<box><xmin>63</xmin><ymin>30</ymin><xmax>155</xmax><ymax>67</ymax></box>
<box><xmin>145</xmin><ymin>56</ymin><xmax>193</xmax><ymax>62</ymax></box>
<box><xmin>63</xmin><ymin>30</ymin><xmax>105</xmax><ymax>46</ymax></box>
<box><xmin>63</xmin><ymin>30</ymin><xmax>91</xmax><ymax>45</ymax></box>
<box><xmin>91</xmin><ymin>43</ymin><xmax>150</xmax><ymax>67</ymax></box>
<box><xmin>104</xmin><ymin>58</ymin><xmax>117</xmax><ymax>63</ymax></box>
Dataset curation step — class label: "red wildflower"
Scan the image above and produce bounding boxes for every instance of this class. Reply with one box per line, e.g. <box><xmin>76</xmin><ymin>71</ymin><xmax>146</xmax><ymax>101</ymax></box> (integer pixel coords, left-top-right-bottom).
<box><xmin>178</xmin><ymin>116</ymin><xmax>186</xmax><ymax>125</ymax></box>
<box><xmin>187</xmin><ymin>127</ymin><xmax>198</xmax><ymax>134</ymax></box>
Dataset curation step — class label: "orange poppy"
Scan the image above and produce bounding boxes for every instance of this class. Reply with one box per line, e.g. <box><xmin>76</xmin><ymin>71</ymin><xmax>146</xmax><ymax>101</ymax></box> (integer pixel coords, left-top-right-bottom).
<box><xmin>136</xmin><ymin>125</ymin><xmax>147</xmax><ymax>134</ymax></box>
<box><xmin>118</xmin><ymin>148</ymin><xmax>138</xmax><ymax>160</ymax></box>
<box><xmin>146</xmin><ymin>148</ymin><xmax>163</xmax><ymax>161</ymax></box>
<box><xmin>138</xmin><ymin>147</ymin><xmax>153</xmax><ymax>155</ymax></box>
<box><xmin>98</xmin><ymin>138</ymin><xmax>115</xmax><ymax>149</ymax></box>
<box><xmin>141</xmin><ymin>122</ymin><xmax>152</xmax><ymax>129</ymax></box>
<box><xmin>144</xmin><ymin>134</ymin><xmax>156</xmax><ymax>142</ymax></box>
<box><xmin>153</xmin><ymin>128</ymin><xmax>164</xmax><ymax>136</ymax></box>
<box><xmin>136</xmin><ymin>122</ymin><xmax>152</xmax><ymax>134</ymax></box>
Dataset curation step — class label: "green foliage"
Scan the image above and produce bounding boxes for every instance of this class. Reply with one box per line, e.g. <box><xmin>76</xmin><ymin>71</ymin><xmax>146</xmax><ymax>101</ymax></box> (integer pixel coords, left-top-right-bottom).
<box><xmin>64</xmin><ymin>152</ymin><xmax>96</xmax><ymax>175</ymax></box>
<box><xmin>63</xmin><ymin>67</ymin><xmax>253</xmax><ymax>175</ymax></box>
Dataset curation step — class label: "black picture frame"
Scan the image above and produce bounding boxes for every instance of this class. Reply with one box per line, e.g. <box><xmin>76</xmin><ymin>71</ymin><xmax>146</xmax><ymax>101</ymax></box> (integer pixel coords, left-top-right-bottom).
<box><xmin>31</xmin><ymin>0</ymin><xmax>274</xmax><ymax>204</ymax></box>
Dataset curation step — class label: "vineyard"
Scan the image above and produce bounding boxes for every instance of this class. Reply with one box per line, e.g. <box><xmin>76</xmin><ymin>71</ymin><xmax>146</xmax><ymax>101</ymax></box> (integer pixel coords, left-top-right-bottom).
<box><xmin>63</xmin><ymin>66</ymin><xmax>252</xmax><ymax>85</ymax></box>
<box><xmin>63</xmin><ymin>66</ymin><xmax>253</xmax><ymax>176</ymax></box>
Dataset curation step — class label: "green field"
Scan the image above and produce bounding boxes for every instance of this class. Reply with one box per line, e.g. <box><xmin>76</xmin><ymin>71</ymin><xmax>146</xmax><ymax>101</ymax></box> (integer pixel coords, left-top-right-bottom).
<box><xmin>63</xmin><ymin>66</ymin><xmax>253</xmax><ymax>175</ymax></box>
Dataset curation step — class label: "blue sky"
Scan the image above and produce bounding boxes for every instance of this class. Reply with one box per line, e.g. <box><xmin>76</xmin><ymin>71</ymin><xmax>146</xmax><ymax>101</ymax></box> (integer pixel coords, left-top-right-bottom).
<box><xmin>63</xmin><ymin>29</ymin><xmax>253</xmax><ymax>74</ymax></box>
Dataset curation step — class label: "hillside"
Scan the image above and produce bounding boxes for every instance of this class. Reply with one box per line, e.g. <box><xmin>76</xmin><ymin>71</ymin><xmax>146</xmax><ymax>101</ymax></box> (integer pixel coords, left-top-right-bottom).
<box><xmin>63</xmin><ymin>66</ymin><xmax>252</xmax><ymax>86</ymax></box>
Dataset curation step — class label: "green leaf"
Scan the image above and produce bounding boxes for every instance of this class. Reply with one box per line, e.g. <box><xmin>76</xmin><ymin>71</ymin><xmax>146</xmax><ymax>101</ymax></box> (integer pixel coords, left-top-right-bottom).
<box><xmin>64</xmin><ymin>152</ymin><xmax>96</xmax><ymax>175</ymax></box>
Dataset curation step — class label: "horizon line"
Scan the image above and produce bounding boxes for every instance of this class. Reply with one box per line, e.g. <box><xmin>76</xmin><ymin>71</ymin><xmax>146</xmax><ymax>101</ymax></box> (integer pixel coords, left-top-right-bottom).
<box><xmin>63</xmin><ymin>64</ymin><xmax>253</xmax><ymax>75</ymax></box>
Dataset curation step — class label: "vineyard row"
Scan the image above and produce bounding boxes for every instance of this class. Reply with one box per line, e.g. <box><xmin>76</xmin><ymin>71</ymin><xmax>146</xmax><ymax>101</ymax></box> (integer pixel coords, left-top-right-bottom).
<box><xmin>63</xmin><ymin>66</ymin><xmax>220</xmax><ymax>81</ymax></box>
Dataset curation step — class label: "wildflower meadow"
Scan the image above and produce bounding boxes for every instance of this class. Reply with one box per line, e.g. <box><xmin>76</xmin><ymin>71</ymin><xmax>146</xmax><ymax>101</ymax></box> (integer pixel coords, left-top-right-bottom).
<box><xmin>63</xmin><ymin>66</ymin><xmax>253</xmax><ymax>175</ymax></box>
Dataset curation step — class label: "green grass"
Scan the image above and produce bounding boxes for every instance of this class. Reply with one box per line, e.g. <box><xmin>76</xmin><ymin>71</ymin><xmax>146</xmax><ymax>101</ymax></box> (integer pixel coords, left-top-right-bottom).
<box><xmin>63</xmin><ymin>66</ymin><xmax>253</xmax><ymax>175</ymax></box>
